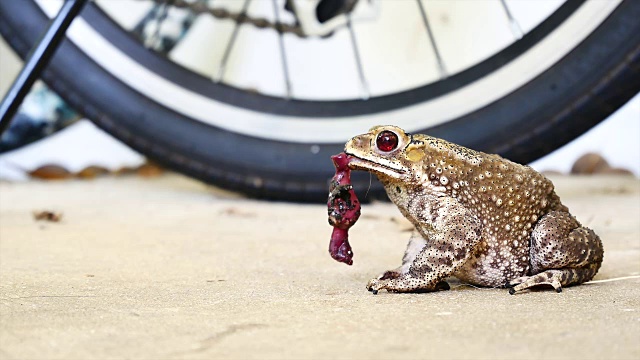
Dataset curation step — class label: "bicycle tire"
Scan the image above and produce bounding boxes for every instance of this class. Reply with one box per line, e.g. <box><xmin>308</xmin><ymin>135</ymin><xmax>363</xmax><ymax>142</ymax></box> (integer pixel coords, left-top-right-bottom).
<box><xmin>0</xmin><ymin>0</ymin><xmax>638</xmax><ymax>202</ymax></box>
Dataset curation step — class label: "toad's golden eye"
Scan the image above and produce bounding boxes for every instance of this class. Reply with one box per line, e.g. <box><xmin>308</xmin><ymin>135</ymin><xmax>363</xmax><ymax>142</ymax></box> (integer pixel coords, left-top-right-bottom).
<box><xmin>376</xmin><ymin>130</ymin><xmax>399</xmax><ymax>152</ymax></box>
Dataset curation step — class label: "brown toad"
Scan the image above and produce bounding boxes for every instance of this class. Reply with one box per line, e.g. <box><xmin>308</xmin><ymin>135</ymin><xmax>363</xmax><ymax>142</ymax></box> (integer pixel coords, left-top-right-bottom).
<box><xmin>345</xmin><ymin>125</ymin><xmax>603</xmax><ymax>294</ymax></box>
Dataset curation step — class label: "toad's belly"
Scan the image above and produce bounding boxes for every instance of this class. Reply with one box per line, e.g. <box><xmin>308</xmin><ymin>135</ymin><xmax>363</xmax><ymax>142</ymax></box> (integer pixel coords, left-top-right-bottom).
<box><xmin>453</xmin><ymin>238</ymin><xmax>531</xmax><ymax>287</ymax></box>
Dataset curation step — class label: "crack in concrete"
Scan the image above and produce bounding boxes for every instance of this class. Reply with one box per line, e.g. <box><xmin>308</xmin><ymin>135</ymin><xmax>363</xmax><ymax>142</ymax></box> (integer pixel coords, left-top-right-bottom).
<box><xmin>171</xmin><ymin>323</ymin><xmax>268</xmax><ymax>356</ymax></box>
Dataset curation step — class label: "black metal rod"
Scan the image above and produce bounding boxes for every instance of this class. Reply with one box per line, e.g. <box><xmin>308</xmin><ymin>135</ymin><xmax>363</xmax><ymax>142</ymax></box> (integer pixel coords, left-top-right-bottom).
<box><xmin>0</xmin><ymin>0</ymin><xmax>88</xmax><ymax>136</ymax></box>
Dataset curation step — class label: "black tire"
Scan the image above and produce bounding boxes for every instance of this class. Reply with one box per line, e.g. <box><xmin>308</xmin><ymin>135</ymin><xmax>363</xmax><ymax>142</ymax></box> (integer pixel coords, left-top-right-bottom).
<box><xmin>0</xmin><ymin>0</ymin><xmax>638</xmax><ymax>202</ymax></box>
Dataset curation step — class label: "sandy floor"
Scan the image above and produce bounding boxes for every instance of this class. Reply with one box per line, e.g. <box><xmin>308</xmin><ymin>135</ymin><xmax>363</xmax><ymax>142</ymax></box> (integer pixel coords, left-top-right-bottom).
<box><xmin>0</xmin><ymin>174</ymin><xmax>638</xmax><ymax>360</ymax></box>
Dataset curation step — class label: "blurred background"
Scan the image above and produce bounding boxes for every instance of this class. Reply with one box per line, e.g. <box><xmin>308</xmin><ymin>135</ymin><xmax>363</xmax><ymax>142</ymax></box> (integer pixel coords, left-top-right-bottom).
<box><xmin>0</xmin><ymin>0</ymin><xmax>638</xmax><ymax>184</ymax></box>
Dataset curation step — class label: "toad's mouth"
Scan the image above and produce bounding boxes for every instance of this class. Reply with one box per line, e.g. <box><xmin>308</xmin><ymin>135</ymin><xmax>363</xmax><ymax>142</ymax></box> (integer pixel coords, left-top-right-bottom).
<box><xmin>344</xmin><ymin>152</ymin><xmax>408</xmax><ymax>179</ymax></box>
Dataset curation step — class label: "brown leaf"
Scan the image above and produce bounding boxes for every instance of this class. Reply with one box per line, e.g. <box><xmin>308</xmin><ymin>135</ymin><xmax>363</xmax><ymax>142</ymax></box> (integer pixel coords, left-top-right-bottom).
<box><xmin>33</xmin><ymin>210</ymin><xmax>63</xmax><ymax>222</ymax></box>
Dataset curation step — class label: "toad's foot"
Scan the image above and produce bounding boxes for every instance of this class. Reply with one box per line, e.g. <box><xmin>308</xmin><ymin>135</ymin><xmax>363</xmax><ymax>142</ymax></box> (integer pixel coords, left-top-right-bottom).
<box><xmin>375</xmin><ymin>267</ymin><xmax>403</xmax><ymax>281</ymax></box>
<box><xmin>506</xmin><ymin>270</ymin><xmax>571</xmax><ymax>294</ymax></box>
<box><xmin>504</xmin><ymin>275</ymin><xmax>529</xmax><ymax>288</ymax></box>
<box><xmin>364</xmin><ymin>269</ymin><xmax>402</xmax><ymax>295</ymax></box>
<box><xmin>366</xmin><ymin>276</ymin><xmax>450</xmax><ymax>294</ymax></box>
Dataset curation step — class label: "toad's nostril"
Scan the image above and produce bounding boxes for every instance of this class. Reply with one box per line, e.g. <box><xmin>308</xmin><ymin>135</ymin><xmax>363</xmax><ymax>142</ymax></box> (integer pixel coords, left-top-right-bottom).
<box><xmin>346</xmin><ymin>136</ymin><xmax>366</xmax><ymax>150</ymax></box>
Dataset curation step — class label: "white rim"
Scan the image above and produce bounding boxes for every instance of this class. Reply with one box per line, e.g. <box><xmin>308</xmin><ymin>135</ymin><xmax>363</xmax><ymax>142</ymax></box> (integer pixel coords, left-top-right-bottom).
<box><xmin>36</xmin><ymin>0</ymin><xmax>622</xmax><ymax>143</ymax></box>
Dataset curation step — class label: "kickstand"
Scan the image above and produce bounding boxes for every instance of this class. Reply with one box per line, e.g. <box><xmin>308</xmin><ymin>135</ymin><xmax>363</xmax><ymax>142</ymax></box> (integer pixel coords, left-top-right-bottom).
<box><xmin>0</xmin><ymin>0</ymin><xmax>88</xmax><ymax>136</ymax></box>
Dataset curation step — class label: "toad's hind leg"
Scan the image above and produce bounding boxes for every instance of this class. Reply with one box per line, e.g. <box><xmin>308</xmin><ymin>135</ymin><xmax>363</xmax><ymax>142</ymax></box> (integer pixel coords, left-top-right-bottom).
<box><xmin>508</xmin><ymin>211</ymin><xmax>603</xmax><ymax>294</ymax></box>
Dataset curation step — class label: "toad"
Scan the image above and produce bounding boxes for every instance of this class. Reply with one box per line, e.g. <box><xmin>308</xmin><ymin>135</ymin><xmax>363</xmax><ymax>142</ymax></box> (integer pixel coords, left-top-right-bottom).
<box><xmin>343</xmin><ymin>125</ymin><xmax>603</xmax><ymax>295</ymax></box>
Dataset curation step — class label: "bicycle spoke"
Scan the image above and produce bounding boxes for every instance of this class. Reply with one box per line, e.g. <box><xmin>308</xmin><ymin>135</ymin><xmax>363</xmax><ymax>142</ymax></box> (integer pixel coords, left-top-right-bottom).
<box><xmin>216</xmin><ymin>0</ymin><xmax>252</xmax><ymax>82</ymax></box>
<box><xmin>346</xmin><ymin>15</ymin><xmax>370</xmax><ymax>100</ymax></box>
<box><xmin>500</xmin><ymin>0</ymin><xmax>523</xmax><ymax>39</ymax></box>
<box><xmin>271</xmin><ymin>0</ymin><xmax>292</xmax><ymax>99</ymax></box>
<box><xmin>416</xmin><ymin>0</ymin><xmax>447</xmax><ymax>79</ymax></box>
<box><xmin>146</xmin><ymin>0</ymin><xmax>171</xmax><ymax>49</ymax></box>
<box><xmin>151</xmin><ymin>1</ymin><xmax>170</xmax><ymax>47</ymax></box>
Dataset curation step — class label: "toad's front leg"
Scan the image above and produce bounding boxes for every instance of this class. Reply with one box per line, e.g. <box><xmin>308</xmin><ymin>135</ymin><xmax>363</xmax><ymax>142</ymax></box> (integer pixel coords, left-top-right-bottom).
<box><xmin>367</xmin><ymin>197</ymin><xmax>482</xmax><ymax>294</ymax></box>
<box><xmin>366</xmin><ymin>230</ymin><xmax>453</xmax><ymax>292</ymax></box>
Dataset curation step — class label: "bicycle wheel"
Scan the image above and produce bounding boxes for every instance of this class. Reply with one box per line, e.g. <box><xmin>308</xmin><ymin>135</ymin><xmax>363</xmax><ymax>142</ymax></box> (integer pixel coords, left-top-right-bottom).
<box><xmin>0</xmin><ymin>0</ymin><xmax>638</xmax><ymax>202</ymax></box>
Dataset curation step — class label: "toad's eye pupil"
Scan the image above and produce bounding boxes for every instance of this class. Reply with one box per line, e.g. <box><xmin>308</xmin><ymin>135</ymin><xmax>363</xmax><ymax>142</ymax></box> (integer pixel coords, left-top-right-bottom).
<box><xmin>376</xmin><ymin>131</ymin><xmax>399</xmax><ymax>152</ymax></box>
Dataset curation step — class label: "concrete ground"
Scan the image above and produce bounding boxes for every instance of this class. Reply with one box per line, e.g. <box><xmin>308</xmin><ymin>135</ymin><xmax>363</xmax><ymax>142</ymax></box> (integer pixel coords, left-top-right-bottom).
<box><xmin>0</xmin><ymin>174</ymin><xmax>638</xmax><ymax>360</ymax></box>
